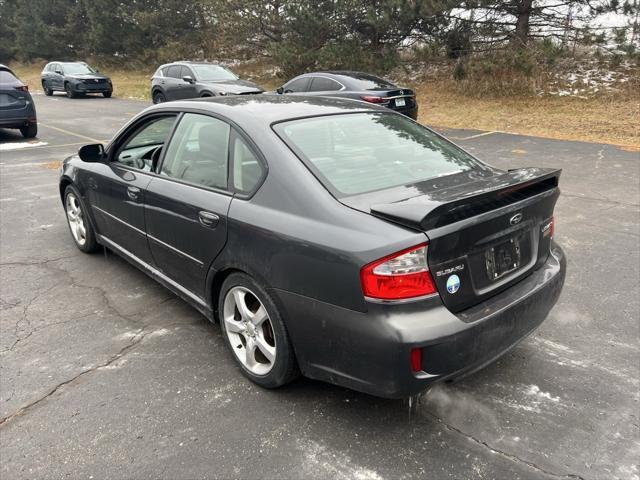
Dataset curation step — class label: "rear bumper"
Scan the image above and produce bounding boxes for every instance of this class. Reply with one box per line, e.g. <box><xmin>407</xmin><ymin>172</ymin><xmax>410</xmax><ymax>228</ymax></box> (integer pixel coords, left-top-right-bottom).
<box><xmin>274</xmin><ymin>243</ymin><xmax>566</xmax><ymax>398</ymax></box>
<box><xmin>391</xmin><ymin>104</ymin><xmax>418</xmax><ymax>120</ymax></box>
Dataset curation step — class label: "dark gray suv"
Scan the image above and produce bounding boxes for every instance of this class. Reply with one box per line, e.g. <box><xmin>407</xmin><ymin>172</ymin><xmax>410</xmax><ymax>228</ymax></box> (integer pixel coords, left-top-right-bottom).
<box><xmin>41</xmin><ymin>62</ymin><xmax>113</xmax><ymax>98</ymax></box>
<box><xmin>0</xmin><ymin>64</ymin><xmax>37</xmax><ymax>138</ymax></box>
<box><xmin>151</xmin><ymin>62</ymin><xmax>264</xmax><ymax>104</ymax></box>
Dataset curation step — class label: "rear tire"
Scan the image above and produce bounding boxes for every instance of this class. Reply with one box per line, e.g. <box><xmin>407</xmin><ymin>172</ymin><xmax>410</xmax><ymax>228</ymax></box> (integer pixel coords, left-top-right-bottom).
<box><xmin>65</xmin><ymin>83</ymin><xmax>77</xmax><ymax>98</ymax></box>
<box><xmin>219</xmin><ymin>273</ymin><xmax>299</xmax><ymax>389</ymax></box>
<box><xmin>42</xmin><ymin>81</ymin><xmax>53</xmax><ymax>96</ymax></box>
<box><xmin>64</xmin><ymin>185</ymin><xmax>98</xmax><ymax>253</ymax></box>
<box><xmin>152</xmin><ymin>91</ymin><xmax>166</xmax><ymax>104</ymax></box>
<box><xmin>19</xmin><ymin>123</ymin><xmax>37</xmax><ymax>138</ymax></box>
<box><xmin>103</xmin><ymin>91</ymin><xmax>112</xmax><ymax>98</ymax></box>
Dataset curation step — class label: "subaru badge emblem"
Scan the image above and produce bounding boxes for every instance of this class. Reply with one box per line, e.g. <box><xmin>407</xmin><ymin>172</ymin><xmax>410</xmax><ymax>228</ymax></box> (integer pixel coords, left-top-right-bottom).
<box><xmin>510</xmin><ymin>213</ymin><xmax>523</xmax><ymax>225</ymax></box>
<box><xmin>446</xmin><ymin>274</ymin><xmax>461</xmax><ymax>294</ymax></box>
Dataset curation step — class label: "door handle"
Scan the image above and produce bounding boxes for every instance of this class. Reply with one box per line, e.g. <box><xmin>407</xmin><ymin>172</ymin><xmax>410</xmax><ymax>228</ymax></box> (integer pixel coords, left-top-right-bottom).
<box><xmin>198</xmin><ymin>211</ymin><xmax>219</xmax><ymax>227</ymax></box>
<box><xmin>127</xmin><ymin>186</ymin><xmax>141</xmax><ymax>201</ymax></box>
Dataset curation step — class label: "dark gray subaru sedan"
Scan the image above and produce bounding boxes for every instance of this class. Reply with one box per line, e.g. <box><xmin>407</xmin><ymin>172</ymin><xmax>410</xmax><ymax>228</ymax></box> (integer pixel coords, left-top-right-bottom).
<box><xmin>59</xmin><ymin>96</ymin><xmax>566</xmax><ymax>398</ymax></box>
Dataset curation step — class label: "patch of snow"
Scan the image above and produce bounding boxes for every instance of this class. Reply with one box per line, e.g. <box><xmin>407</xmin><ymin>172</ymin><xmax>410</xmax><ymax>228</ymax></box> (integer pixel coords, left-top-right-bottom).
<box><xmin>525</xmin><ymin>385</ymin><xmax>560</xmax><ymax>403</ymax></box>
<box><xmin>0</xmin><ymin>141</ymin><xmax>48</xmax><ymax>151</ymax></box>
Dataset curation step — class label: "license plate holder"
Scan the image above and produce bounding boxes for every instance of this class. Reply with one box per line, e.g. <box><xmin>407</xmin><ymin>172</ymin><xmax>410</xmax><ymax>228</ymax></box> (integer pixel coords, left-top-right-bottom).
<box><xmin>485</xmin><ymin>236</ymin><xmax>521</xmax><ymax>280</ymax></box>
<box><xmin>395</xmin><ymin>97</ymin><xmax>406</xmax><ymax>107</ymax></box>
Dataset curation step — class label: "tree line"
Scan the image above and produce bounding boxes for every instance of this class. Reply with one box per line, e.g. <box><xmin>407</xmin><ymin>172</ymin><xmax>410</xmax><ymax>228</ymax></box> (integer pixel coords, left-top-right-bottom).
<box><xmin>1</xmin><ymin>0</ymin><xmax>637</xmax><ymax>76</ymax></box>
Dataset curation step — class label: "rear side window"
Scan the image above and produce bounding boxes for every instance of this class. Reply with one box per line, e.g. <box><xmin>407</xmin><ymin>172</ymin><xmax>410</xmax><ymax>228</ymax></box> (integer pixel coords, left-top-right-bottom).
<box><xmin>0</xmin><ymin>70</ymin><xmax>18</xmax><ymax>83</ymax></box>
<box><xmin>283</xmin><ymin>77</ymin><xmax>310</xmax><ymax>93</ymax></box>
<box><xmin>161</xmin><ymin>113</ymin><xmax>230</xmax><ymax>190</ymax></box>
<box><xmin>232</xmin><ymin>135</ymin><xmax>264</xmax><ymax>194</ymax></box>
<box><xmin>309</xmin><ymin>77</ymin><xmax>342</xmax><ymax>92</ymax></box>
<box><xmin>275</xmin><ymin>113</ymin><xmax>480</xmax><ymax>196</ymax></box>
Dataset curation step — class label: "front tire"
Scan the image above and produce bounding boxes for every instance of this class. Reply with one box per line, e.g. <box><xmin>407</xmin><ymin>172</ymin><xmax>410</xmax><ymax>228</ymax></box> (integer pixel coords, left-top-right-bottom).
<box><xmin>20</xmin><ymin>123</ymin><xmax>37</xmax><ymax>139</ymax></box>
<box><xmin>42</xmin><ymin>81</ymin><xmax>53</xmax><ymax>96</ymax></box>
<box><xmin>65</xmin><ymin>83</ymin><xmax>77</xmax><ymax>98</ymax></box>
<box><xmin>219</xmin><ymin>273</ymin><xmax>299</xmax><ymax>388</ymax></box>
<box><xmin>64</xmin><ymin>185</ymin><xmax>98</xmax><ymax>253</ymax></box>
<box><xmin>103</xmin><ymin>91</ymin><xmax>112</xmax><ymax>98</ymax></box>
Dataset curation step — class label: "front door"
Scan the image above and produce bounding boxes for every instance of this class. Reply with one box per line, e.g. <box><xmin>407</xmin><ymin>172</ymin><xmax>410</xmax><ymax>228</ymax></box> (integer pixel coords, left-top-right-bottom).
<box><xmin>144</xmin><ymin>112</ymin><xmax>233</xmax><ymax>298</ymax></box>
<box><xmin>89</xmin><ymin>114</ymin><xmax>178</xmax><ymax>265</ymax></box>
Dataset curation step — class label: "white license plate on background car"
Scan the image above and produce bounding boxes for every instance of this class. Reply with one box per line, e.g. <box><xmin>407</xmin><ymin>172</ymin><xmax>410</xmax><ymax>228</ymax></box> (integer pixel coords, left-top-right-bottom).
<box><xmin>395</xmin><ymin>98</ymin><xmax>406</xmax><ymax>107</ymax></box>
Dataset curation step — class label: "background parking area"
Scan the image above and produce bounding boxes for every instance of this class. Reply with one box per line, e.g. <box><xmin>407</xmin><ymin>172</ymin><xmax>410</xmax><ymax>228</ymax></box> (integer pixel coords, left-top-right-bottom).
<box><xmin>1</xmin><ymin>94</ymin><xmax>638</xmax><ymax>479</ymax></box>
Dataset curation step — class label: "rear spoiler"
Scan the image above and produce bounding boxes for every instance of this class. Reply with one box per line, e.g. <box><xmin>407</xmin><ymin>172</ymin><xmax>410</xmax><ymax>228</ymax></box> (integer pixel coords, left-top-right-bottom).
<box><xmin>370</xmin><ymin>168</ymin><xmax>561</xmax><ymax>231</ymax></box>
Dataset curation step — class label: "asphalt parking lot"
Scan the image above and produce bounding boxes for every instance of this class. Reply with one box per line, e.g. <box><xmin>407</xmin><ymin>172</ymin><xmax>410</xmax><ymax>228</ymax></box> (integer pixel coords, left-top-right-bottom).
<box><xmin>1</xmin><ymin>93</ymin><xmax>638</xmax><ymax>480</ymax></box>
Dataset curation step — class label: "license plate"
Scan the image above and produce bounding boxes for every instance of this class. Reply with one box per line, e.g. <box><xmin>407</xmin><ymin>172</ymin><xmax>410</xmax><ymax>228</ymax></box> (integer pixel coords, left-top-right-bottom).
<box><xmin>395</xmin><ymin>97</ymin><xmax>406</xmax><ymax>107</ymax></box>
<box><xmin>485</xmin><ymin>236</ymin><xmax>521</xmax><ymax>280</ymax></box>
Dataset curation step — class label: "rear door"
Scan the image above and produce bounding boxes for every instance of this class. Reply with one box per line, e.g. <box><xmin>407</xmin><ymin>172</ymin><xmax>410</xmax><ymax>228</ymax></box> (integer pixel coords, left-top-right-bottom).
<box><xmin>144</xmin><ymin>112</ymin><xmax>234</xmax><ymax>298</ymax></box>
<box><xmin>163</xmin><ymin>65</ymin><xmax>183</xmax><ymax>100</ymax></box>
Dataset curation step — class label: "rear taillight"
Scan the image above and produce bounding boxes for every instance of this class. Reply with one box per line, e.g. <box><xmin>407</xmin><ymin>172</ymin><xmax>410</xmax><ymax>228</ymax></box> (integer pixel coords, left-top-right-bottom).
<box><xmin>15</xmin><ymin>85</ymin><xmax>28</xmax><ymax>92</ymax></box>
<box><xmin>360</xmin><ymin>95</ymin><xmax>386</xmax><ymax>104</ymax></box>
<box><xmin>360</xmin><ymin>243</ymin><xmax>437</xmax><ymax>300</ymax></box>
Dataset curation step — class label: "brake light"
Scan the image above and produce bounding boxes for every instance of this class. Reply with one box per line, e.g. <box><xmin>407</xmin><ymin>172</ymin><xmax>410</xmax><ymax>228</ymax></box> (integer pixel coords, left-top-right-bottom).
<box><xmin>360</xmin><ymin>95</ymin><xmax>386</xmax><ymax>103</ymax></box>
<box><xmin>15</xmin><ymin>85</ymin><xmax>28</xmax><ymax>92</ymax></box>
<box><xmin>410</xmin><ymin>348</ymin><xmax>423</xmax><ymax>372</ymax></box>
<box><xmin>360</xmin><ymin>243</ymin><xmax>437</xmax><ymax>300</ymax></box>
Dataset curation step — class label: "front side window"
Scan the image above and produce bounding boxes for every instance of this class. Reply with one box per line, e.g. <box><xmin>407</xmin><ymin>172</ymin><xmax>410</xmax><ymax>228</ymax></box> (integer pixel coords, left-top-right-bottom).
<box><xmin>191</xmin><ymin>65</ymin><xmax>238</xmax><ymax>82</ymax></box>
<box><xmin>62</xmin><ymin>63</ymin><xmax>95</xmax><ymax>75</ymax></box>
<box><xmin>161</xmin><ymin>113</ymin><xmax>230</xmax><ymax>190</ymax></box>
<box><xmin>275</xmin><ymin>113</ymin><xmax>481</xmax><ymax>196</ymax></box>
<box><xmin>166</xmin><ymin>65</ymin><xmax>181</xmax><ymax>79</ymax></box>
<box><xmin>232</xmin><ymin>135</ymin><xmax>264</xmax><ymax>194</ymax></box>
<box><xmin>308</xmin><ymin>77</ymin><xmax>342</xmax><ymax>92</ymax></box>
<box><xmin>114</xmin><ymin>116</ymin><xmax>177</xmax><ymax>171</ymax></box>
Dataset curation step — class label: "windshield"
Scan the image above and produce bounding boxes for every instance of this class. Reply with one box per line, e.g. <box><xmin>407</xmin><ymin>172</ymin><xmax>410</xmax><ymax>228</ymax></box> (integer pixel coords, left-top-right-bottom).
<box><xmin>275</xmin><ymin>113</ymin><xmax>480</xmax><ymax>196</ymax></box>
<box><xmin>192</xmin><ymin>65</ymin><xmax>238</xmax><ymax>82</ymax></box>
<box><xmin>62</xmin><ymin>63</ymin><xmax>95</xmax><ymax>74</ymax></box>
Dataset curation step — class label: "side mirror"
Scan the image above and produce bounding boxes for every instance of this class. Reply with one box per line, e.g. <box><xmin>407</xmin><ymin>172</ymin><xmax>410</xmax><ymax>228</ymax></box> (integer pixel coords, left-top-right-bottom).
<box><xmin>276</xmin><ymin>87</ymin><xmax>284</xmax><ymax>94</ymax></box>
<box><xmin>78</xmin><ymin>144</ymin><xmax>105</xmax><ymax>163</ymax></box>
<box><xmin>55</xmin><ymin>70</ymin><xmax>63</xmax><ymax>75</ymax></box>
<box><xmin>182</xmin><ymin>76</ymin><xmax>194</xmax><ymax>84</ymax></box>
<box><xmin>95</xmin><ymin>69</ymin><xmax>100</xmax><ymax>73</ymax></box>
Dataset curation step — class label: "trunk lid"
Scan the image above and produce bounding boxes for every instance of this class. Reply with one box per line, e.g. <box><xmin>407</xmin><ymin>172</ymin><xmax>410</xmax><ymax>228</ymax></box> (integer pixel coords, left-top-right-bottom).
<box><xmin>343</xmin><ymin>167</ymin><xmax>561</xmax><ymax>312</ymax></box>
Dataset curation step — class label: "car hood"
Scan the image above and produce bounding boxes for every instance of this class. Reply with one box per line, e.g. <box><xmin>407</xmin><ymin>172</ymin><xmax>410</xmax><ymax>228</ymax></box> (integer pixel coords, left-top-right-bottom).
<box><xmin>66</xmin><ymin>73</ymin><xmax>110</xmax><ymax>81</ymax></box>
<box><xmin>200</xmin><ymin>79</ymin><xmax>263</xmax><ymax>94</ymax></box>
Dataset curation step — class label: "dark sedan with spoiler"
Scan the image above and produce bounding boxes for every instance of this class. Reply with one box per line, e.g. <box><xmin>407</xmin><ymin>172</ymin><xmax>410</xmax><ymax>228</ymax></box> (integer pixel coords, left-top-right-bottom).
<box><xmin>59</xmin><ymin>96</ymin><xmax>565</xmax><ymax>398</ymax></box>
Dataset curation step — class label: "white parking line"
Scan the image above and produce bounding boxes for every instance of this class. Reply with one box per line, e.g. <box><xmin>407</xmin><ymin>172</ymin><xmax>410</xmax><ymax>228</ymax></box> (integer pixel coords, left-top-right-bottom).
<box><xmin>0</xmin><ymin>141</ymin><xmax>49</xmax><ymax>152</ymax></box>
<box><xmin>38</xmin><ymin>122</ymin><xmax>102</xmax><ymax>143</ymax></box>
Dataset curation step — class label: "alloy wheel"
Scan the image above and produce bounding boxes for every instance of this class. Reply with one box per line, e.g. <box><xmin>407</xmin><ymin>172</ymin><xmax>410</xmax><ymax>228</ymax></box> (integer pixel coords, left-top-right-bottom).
<box><xmin>223</xmin><ymin>286</ymin><xmax>276</xmax><ymax>375</ymax></box>
<box><xmin>65</xmin><ymin>193</ymin><xmax>87</xmax><ymax>246</ymax></box>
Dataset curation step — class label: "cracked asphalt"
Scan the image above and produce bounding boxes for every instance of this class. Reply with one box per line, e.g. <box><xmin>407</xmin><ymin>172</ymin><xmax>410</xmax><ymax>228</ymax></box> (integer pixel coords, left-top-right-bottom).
<box><xmin>1</xmin><ymin>93</ymin><xmax>638</xmax><ymax>480</ymax></box>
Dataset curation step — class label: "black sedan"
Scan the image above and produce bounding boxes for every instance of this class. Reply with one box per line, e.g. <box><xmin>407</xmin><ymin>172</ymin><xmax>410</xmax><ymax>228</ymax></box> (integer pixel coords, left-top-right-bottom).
<box><xmin>0</xmin><ymin>64</ymin><xmax>37</xmax><ymax>138</ymax></box>
<box><xmin>59</xmin><ymin>96</ymin><xmax>565</xmax><ymax>398</ymax></box>
<box><xmin>151</xmin><ymin>62</ymin><xmax>264</xmax><ymax>104</ymax></box>
<box><xmin>276</xmin><ymin>71</ymin><xmax>418</xmax><ymax>119</ymax></box>
<box><xmin>41</xmin><ymin>61</ymin><xmax>113</xmax><ymax>98</ymax></box>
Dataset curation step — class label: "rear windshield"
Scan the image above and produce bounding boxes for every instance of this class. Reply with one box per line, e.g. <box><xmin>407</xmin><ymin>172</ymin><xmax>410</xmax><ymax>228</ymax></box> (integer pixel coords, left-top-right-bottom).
<box><xmin>0</xmin><ymin>70</ymin><xmax>18</xmax><ymax>83</ymax></box>
<box><xmin>274</xmin><ymin>113</ymin><xmax>480</xmax><ymax>196</ymax></box>
<box><xmin>192</xmin><ymin>65</ymin><xmax>238</xmax><ymax>81</ymax></box>
<box><xmin>344</xmin><ymin>73</ymin><xmax>396</xmax><ymax>90</ymax></box>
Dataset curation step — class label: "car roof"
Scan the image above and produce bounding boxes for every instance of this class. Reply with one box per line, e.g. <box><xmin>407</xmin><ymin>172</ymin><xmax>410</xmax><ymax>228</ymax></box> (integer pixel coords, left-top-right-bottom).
<box><xmin>146</xmin><ymin>95</ymin><xmax>387</xmax><ymax>125</ymax></box>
